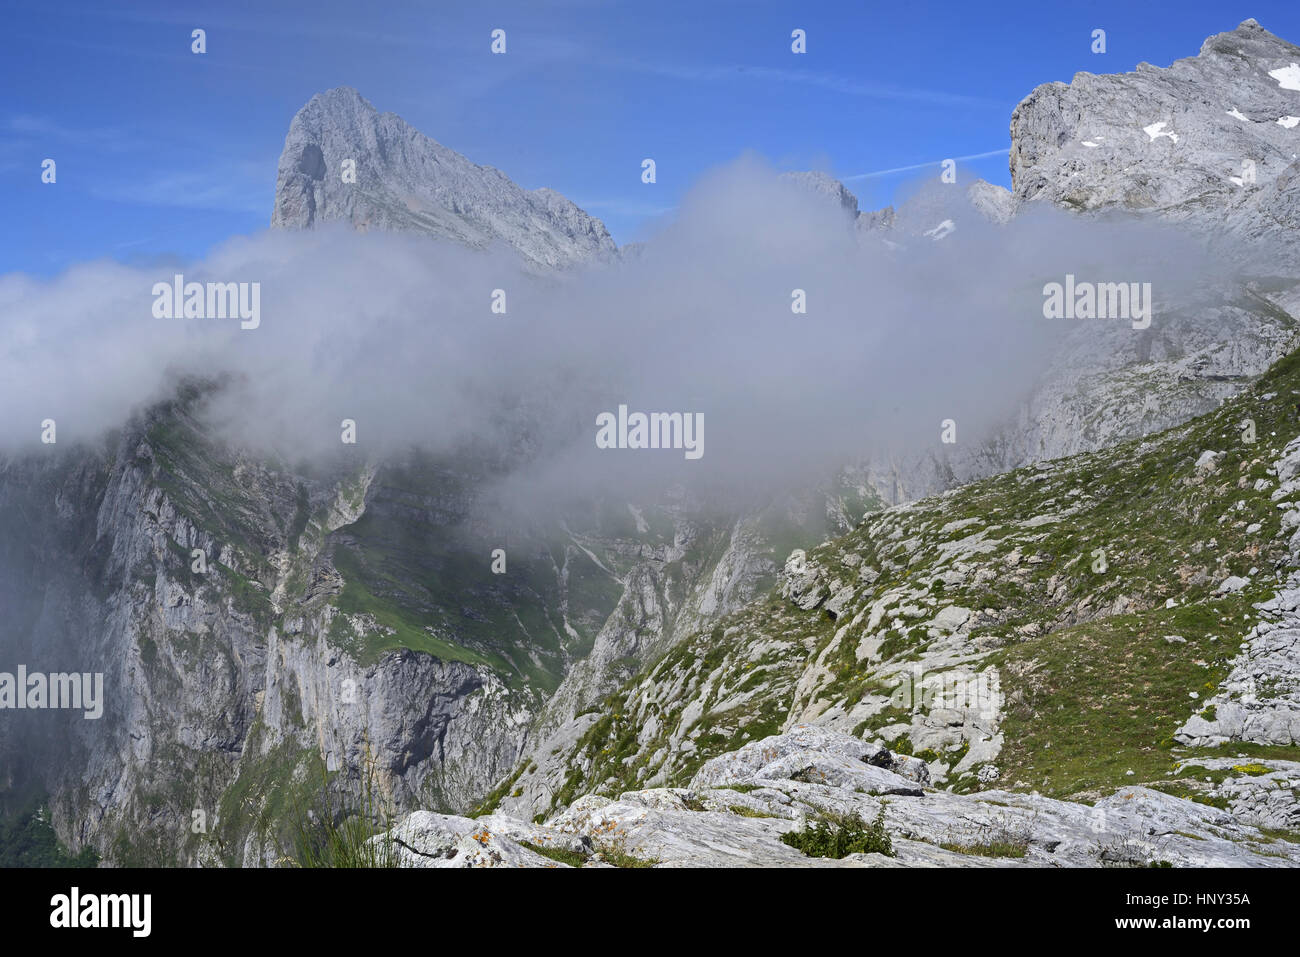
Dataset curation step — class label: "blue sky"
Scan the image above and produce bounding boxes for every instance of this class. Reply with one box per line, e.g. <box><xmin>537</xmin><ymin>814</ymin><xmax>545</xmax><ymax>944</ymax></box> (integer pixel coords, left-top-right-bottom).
<box><xmin>4</xmin><ymin>0</ymin><xmax>1300</xmax><ymax>275</ymax></box>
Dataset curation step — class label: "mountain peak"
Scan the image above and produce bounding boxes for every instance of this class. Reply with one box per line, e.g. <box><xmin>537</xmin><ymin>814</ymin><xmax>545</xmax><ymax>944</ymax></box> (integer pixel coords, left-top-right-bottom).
<box><xmin>1010</xmin><ymin>18</ymin><xmax>1300</xmax><ymax>260</ymax></box>
<box><xmin>779</xmin><ymin>170</ymin><xmax>861</xmax><ymax>216</ymax></box>
<box><xmin>1199</xmin><ymin>17</ymin><xmax>1300</xmax><ymax>62</ymax></box>
<box><xmin>271</xmin><ymin>89</ymin><xmax>617</xmax><ymax>270</ymax></box>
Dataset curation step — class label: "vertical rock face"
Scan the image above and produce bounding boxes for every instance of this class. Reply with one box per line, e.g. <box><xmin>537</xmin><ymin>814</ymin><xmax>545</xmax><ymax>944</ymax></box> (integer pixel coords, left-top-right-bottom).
<box><xmin>270</xmin><ymin>87</ymin><xmax>618</xmax><ymax>270</ymax></box>
<box><xmin>0</xmin><ymin>398</ymin><xmax>544</xmax><ymax>866</ymax></box>
<box><xmin>0</xmin><ymin>389</ymin><xmax>830</xmax><ymax>864</ymax></box>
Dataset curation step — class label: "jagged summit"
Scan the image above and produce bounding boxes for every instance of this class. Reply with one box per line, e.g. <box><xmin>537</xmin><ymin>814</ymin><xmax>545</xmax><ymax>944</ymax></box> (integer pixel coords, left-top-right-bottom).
<box><xmin>779</xmin><ymin>170</ymin><xmax>861</xmax><ymax>216</ymax></box>
<box><xmin>779</xmin><ymin>168</ymin><xmax>1015</xmax><ymax>244</ymax></box>
<box><xmin>1009</xmin><ymin>18</ymin><xmax>1300</xmax><ymax>257</ymax></box>
<box><xmin>785</xmin><ymin>20</ymin><xmax>1298</xmax><ymax>252</ymax></box>
<box><xmin>271</xmin><ymin>86</ymin><xmax>618</xmax><ymax>270</ymax></box>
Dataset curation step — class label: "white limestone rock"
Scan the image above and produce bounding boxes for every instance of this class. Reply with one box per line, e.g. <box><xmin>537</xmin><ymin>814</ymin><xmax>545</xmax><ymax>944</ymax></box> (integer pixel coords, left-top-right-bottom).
<box><xmin>272</xmin><ymin>87</ymin><xmax>617</xmax><ymax>270</ymax></box>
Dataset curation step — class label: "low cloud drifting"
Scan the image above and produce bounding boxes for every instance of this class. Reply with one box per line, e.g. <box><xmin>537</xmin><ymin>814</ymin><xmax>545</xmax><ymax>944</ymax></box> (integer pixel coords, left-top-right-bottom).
<box><xmin>0</xmin><ymin>156</ymin><xmax>1240</xmax><ymax>514</ymax></box>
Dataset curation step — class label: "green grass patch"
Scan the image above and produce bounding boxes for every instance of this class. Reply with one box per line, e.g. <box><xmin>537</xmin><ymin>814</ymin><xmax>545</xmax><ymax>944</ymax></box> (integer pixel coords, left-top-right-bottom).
<box><xmin>520</xmin><ymin>841</ymin><xmax>588</xmax><ymax>867</ymax></box>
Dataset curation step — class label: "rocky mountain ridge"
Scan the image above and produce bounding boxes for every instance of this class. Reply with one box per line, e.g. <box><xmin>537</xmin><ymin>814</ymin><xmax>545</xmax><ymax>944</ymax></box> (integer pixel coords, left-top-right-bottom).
<box><xmin>1010</xmin><ymin>18</ymin><xmax>1300</xmax><ymax>266</ymax></box>
<box><xmin>271</xmin><ymin>87</ymin><xmax>618</xmax><ymax>270</ymax></box>
<box><xmin>5</xmin><ymin>19</ymin><xmax>1300</xmax><ymax>867</ymax></box>
<box><xmin>498</xmin><ymin>19</ymin><xmax>1300</xmax><ymax>807</ymax></box>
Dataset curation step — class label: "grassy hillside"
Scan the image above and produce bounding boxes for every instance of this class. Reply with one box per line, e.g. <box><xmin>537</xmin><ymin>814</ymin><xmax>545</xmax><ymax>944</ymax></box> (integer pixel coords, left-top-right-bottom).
<box><xmin>520</xmin><ymin>342</ymin><xmax>1300</xmax><ymax>815</ymax></box>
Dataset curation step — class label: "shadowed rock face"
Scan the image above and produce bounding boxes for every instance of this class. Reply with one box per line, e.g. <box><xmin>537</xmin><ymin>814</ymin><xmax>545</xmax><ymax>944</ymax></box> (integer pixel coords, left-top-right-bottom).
<box><xmin>1010</xmin><ymin>19</ymin><xmax>1300</xmax><ymax>263</ymax></box>
<box><xmin>271</xmin><ymin>86</ymin><xmax>618</xmax><ymax>270</ymax></box>
<box><xmin>0</xmin><ymin>400</ymin><xmax>551</xmax><ymax>866</ymax></box>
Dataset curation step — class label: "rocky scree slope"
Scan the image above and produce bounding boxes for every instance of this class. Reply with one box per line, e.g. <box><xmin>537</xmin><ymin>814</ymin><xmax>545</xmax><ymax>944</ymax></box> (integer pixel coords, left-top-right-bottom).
<box><xmin>387</xmin><ymin>725</ymin><xmax>1300</xmax><ymax>867</ymax></box>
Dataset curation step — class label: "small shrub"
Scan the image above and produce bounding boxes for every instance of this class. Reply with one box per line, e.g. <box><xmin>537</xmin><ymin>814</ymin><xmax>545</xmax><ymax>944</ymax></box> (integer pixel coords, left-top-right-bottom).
<box><xmin>680</xmin><ymin>792</ymin><xmax>708</xmax><ymax>812</ymax></box>
<box><xmin>0</xmin><ymin>802</ymin><xmax>99</xmax><ymax>868</ymax></box>
<box><xmin>780</xmin><ymin>807</ymin><xmax>894</xmax><ymax>859</ymax></box>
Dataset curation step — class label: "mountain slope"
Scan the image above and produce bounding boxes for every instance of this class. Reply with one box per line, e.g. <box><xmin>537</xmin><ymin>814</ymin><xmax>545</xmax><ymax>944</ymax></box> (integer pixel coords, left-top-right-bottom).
<box><xmin>494</xmin><ymin>332</ymin><xmax>1300</xmax><ymax>831</ymax></box>
<box><xmin>7</xmin><ymin>22</ymin><xmax>1300</xmax><ymax>867</ymax></box>
<box><xmin>496</xmin><ymin>20</ymin><xmax>1300</xmax><ymax>810</ymax></box>
<box><xmin>0</xmin><ymin>376</ymin><xmax>867</xmax><ymax>864</ymax></box>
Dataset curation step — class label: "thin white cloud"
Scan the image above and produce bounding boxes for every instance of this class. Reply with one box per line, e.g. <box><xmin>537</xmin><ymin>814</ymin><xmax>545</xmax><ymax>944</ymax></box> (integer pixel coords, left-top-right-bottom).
<box><xmin>6</xmin><ymin>114</ymin><xmax>137</xmax><ymax>152</ymax></box>
<box><xmin>613</xmin><ymin>59</ymin><xmax>1004</xmax><ymax>108</ymax></box>
<box><xmin>90</xmin><ymin>160</ymin><xmax>273</xmax><ymax>215</ymax></box>
<box><xmin>577</xmin><ymin>149</ymin><xmax>1014</xmax><ymax>224</ymax></box>
<box><xmin>844</xmin><ymin>148</ymin><xmax>1010</xmax><ymax>181</ymax></box>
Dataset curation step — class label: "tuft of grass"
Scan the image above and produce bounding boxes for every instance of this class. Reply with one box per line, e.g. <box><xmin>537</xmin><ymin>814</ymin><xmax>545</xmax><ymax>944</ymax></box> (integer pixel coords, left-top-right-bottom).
<box><xmin>594</xmin><ymin>833</ymin><xmax>659</xmax><ymax>868</ymax></box>
<box><xmin>520</xmin><ymin>841</ymin><xmax>588</xmax><ymax>867</ymax></box>
<box><xmin>939</xmin><ymin>816</ymin><xmax>1031</xmax><ymax>858</ymax></box>
<box><xmin>940</xmin><ymin>838</ymin><xmax>1028</xmax><ymax>858</ymax></box>
<box><xmin>283</xmin><ymin>743</ymin><xmax>397</xmax><ymax>868</ymax></box>
<box><xmin>1256</xmin><ymin>827</ymin><xmax>1300</xmax><ymax>844</ymax></box>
